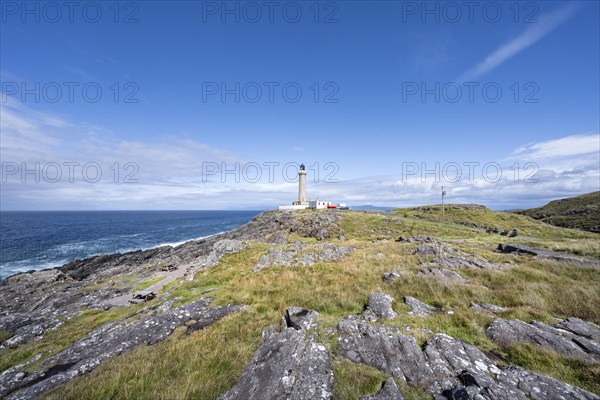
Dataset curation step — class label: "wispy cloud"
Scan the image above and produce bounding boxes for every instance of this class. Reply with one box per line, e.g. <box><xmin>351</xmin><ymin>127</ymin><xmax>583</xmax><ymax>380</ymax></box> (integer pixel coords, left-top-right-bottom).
<box><xmin>458</xmin><ymin>2</ymin><xmax>582</xmax><ymax>82</ymax></box>
<box><xmin>512</xmin><ymin>133</ymin><xmax>600</xmax><ymax>159</ymax></box>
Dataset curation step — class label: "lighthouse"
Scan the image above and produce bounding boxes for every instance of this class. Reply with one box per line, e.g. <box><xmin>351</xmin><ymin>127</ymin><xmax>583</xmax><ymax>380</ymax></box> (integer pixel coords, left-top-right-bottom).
<box><xmin>298</xmin><ymin>163</ymin><xmax>307</xmax><ymax>204</ymax></box>
<box><xmin>278</xmin><ymin>163</ymin><xmax>333</xmax><ymax>210</ymax></box>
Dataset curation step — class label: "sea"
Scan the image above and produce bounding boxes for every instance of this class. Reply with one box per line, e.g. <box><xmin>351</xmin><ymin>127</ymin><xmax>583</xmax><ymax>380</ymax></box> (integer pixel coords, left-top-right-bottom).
<box><xmin>0</xmin><ymin>210</ymin><xmax>262</xmax><ymax>280</ymax></box>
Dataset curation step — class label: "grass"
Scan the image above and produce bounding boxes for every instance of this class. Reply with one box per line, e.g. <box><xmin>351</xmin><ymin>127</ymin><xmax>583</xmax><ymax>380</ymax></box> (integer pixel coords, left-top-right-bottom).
<box><xmin>516</xmin><ymin>191</ymin><xmax>600</xmax><ymax>233</ymax></box>
<box><xmin>4</xmin><ymin>206</ymin><xmax>600</xmax><ymax>398</ymax></box>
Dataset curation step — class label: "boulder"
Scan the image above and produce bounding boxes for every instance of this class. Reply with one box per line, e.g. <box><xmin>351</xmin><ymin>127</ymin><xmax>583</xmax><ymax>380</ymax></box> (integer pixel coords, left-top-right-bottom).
<box><xmin>266</xmin><ymin>230</ymin><xmax>288</xmax><ymax>244</ymax></box>
<box><xmin>404</xmin><ymin>296</ymin><xmax>450</xmax><ymax>317</ymax></box>
<box><xmin>366</xmin><ymin>292</ymin><xmax>397</xmax><ymax>320</ymax></box>
<box><xmin>382</xmin><ymin>271</ymin><xmax>404</xmax><ymax>283</ymax></box>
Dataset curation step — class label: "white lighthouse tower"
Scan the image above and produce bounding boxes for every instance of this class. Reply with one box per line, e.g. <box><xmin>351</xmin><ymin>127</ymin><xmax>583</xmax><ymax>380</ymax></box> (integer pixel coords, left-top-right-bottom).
<box><xmin>297</xmin><ymin>163</ymin><xmax>307</xmax><ymax>204</ymax></box>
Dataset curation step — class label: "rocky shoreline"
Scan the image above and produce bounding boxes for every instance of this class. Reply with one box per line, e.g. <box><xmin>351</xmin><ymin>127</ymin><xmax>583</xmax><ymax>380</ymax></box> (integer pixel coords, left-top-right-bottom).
<box><xmin>1</xmin><ymin>209</ymin><xmax>599</xmax><ymax>399</ymax></box>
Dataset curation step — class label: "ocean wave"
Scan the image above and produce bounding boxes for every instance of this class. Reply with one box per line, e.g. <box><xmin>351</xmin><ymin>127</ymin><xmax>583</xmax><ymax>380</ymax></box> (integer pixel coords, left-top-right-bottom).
<box><xmin>0</xmin><ymin>231</ymin><xmax>227</xmax><ymax>280</ymax></box>
<box><xmin>152</xmin><ymin>231</ymin><xmax>226</xmax><ymax>249</ymax></box>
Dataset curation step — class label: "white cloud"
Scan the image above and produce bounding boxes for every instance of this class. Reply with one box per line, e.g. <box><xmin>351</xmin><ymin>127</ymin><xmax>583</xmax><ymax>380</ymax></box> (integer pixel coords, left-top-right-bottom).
<box><xmin>1</xmin><ymin>98</ymin><xmax>598</xmax><ymax>210</ymax></box>
<box><xmin>512</xmin><ymin>133</ymin><xmax>599</xmax><ymax>159</ymax></box>
<box><xmin>458</xmin><ymin>2</ymin><xmax>581</xmax><ymax>82</ymax></box>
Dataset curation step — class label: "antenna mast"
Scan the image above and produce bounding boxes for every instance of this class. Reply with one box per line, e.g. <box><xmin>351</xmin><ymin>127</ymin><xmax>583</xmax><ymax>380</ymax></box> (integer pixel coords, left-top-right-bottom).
<box><xmin>441</xmin><ymin>186</ymin><xmax>446</xmax><ymax>218</ymax></box>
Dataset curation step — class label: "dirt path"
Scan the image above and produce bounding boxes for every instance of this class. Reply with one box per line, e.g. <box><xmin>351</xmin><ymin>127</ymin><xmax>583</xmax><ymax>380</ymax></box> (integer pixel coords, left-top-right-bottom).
<box><xmin>105</xmin><ymin>265</ymin><xmax>191</xmax><ymax>307</ymax></box>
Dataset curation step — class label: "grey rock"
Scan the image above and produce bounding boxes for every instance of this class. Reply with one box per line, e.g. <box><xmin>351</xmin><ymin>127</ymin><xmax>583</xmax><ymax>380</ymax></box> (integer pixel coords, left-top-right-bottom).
<box><xmin>487</xmin><ymin>319</ymin><xmax>599</xmax><ymax>363</ymax></box>
<box><xmin>0</xmin><ymin>310</ymin><xmax>81</xmax><ymax>349</ymax></box>
<box><xmin>414</xmin><ymin>242</ymin><xmax>445</xmax><ymax>256</ymax></box>
<box><xmin>404</xmin><ymin>296</ymin><xmax>450</xmax><ymax>317</ymax></box>
<box><xmin>314</xmin><ymin>228</ymin><xmax>329</xmax><ymax>241</ymax></box>
<box><xmin>337</xmin><ymin>317</ymin><xmax>433</xmax><ymax>387</ymax></box>
<box><xmin>367</xmin><ymin>292</ymin><xmax>397</xmax><ymax>320</ymax></box>
<box><xmin>2</xmin><ymin>299</ymin><xmax>245</xmax><ymax>400</ymax></box>
<box><xmin>470</xmin><ymin>303</ymin><xmax>509</xmax><ymax>314</ymax></box>
<box><xmin>0</xmin><ymin>355</ymin><xmax>40</xmax><ymax>397</ymax></box>
<box><xmin>382</xmin><ymin>271</ymin><xmax>404</xmax><ymax>283</ymax></box>
<box><xmin>253</xmin><ymin>247</ymin><xmax>295</xmax><ymax>271</ymax></box>
<box><xmin>418</xmin><ymin>268</ymin><xmax>465</xmax><ymax>282</ymax></box>
<box><xmin>220</xmin><ymin>307</ymin><xmax>333</xmax><ymax>400</ymax></box>
<box><xmin>359</xmin><ymin>377</ymin><xmax>404</xmax><ymax>400</ymax></box>
<box><xmin>427</xmin><ymin>253</ymin><xmax>502</xmax><ymax>271</ymax></box>
<box><xmin>414</xmin><ymin>242</ymin><xmax>502</xmax><ymax>271</ymax></box>
<box><xmin>496</xmin><ymin>244</ymin><xmax>600</xmax><ymax>266</ymax></box>
<box><xmin>337</xmin><ymin>318</ymin><xmax>599</xmax><ymax>399</ymax></box>
<box><xmin>497</xmin><ymin>365</ymin><xmax>599</xmax><ymax>400</ymax></box>
<box><xmin>554</xmin><ymin>317</ymin><xmax>600</xmax><ymax>340</ymax></box>
<box><xmin>267</xmin><ymin>230</ymin><xmax>288</xmax><ymax>244</ymax></box>
<box><xmin>253</xmin><ymin>243</ymin><xmax>354</xmax><ymax>272</ymax></box>
<box><xmin>188</xmin><ymin>239</ymin><xmax>246</xmax><ymax>279</ymax></box>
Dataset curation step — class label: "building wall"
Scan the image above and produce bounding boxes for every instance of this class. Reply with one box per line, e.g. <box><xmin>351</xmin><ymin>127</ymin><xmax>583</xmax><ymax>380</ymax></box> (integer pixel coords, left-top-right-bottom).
<box><xmin>278</xmin><ymin>205</ymin><xmax>309</xmax><ymax>210</ymax></box>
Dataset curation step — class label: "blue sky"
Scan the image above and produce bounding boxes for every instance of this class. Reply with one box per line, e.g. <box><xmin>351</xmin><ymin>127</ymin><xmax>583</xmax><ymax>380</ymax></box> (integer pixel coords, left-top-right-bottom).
<box><xmin>1</xmin><ymin>0</ymin><xmax>599</xmax><ymax>210</ymax></box>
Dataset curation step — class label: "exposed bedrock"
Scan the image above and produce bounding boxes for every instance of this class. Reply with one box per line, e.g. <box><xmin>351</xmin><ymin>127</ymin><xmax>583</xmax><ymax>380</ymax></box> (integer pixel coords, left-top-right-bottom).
<box><xmin>336</xmin><ymin>317</ymin><xmax>599</xmax><ymax>400</ymax></box>
<box><xmin>496</xmin><ymin>244</ymin><xmax>600</xmax><ymax>266</ymax></box>
<box><xmin>1</xmin><ymin>298</ymin><xmax>245</xmax><ymax>400</ymax></box>
<box><xmin>219</xmin><ymin>307</ymin><xmax>334</xmax><ymax>400</ymax></box>
<box><xmin>487</xmin><ymin>318</ymin><xmax>600</xmax><ymax>363</ymax></box>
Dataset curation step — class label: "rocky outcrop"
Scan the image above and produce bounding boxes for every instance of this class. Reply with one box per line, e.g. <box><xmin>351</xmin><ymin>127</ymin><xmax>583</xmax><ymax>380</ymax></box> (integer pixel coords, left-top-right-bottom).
<box><xmin>366</xmin><ymin>292</ymin><xmax>397</xmax><ymax>320</ymax></box>
<box><xmin>414</xmin><ymin>241</ymin><xmax>502</xmax><ymax>271</ymax></box>
<box><xmin>337</xmin><ymin>318</ymin><xmax>599</xmax><ymax>399</ymax></box>
<box><xmin>404</xmin><ymin>296</ymin><xmax>451</xmax><ymax>317</ymax></box>
<box><xmin>187</xmin><ymin>239</ymin><xmax>246</xmax><ymax>280</ymax></box>
<box><xmin>1</xmin><ymin>298</ymin><xmax>245</xmax><ymax>400</ymax></box>
<box><xmin>487</xmin><ymin>318</ymin><xmax>600</xmax><ymax>363</ymax></box>
<box><xmin>496</xmin><ymin>244</ymin><xmax>600</xmax><ymax>266</ymax></box>
<box><xmin>253</xmin><ymin>242</ymin><xmax>355</xmax><ymax>272</ymax></box>
<box><xmin>0</xmin><ymin>311</ymin><xmax>79</xmax><ymax>349</ymax></box>
<box><xmin>244</xmin><ymin>210</ymin><xmax>341</xmax><ymax>241</ymax></box>
<box><xmin>359</xmin><ymin>378</ymin><xmax>404</xmax><ymax>400</ymax></box>
<box><xmin>266</xmin><ymin>230</ymin><xmax>288</xmax><ymax>244</ymax></box>
<box><xmin>413</xmin><ymin>242</ymin><xmax>445</xmax><ymax>256</ymax></box>
<box><xmin>418</xmin><ymin>268</ymin><xmax>465</xmax><ymax>283</ymax></box>
<box><xmin>219</xmin><ymin>307</ymin><xmax>333</xmax><ymax>400</ymax></box>
<box><xmin>397</xmin><ymin>235</ymin><xmax>438</xmax><ymax>243</ymax></box>
<box><xmin>554</xmin><ymin>317</ymin><xmax>600</xmax><ymax>340</ymax></box>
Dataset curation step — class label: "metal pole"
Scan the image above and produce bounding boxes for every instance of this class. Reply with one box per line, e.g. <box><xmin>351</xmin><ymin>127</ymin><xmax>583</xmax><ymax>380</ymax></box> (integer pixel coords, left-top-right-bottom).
<box><xmin>441</xmin><ymin>186</ymin><xmax>445</xmax><ymax>218</ymax></box>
